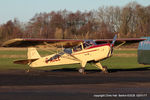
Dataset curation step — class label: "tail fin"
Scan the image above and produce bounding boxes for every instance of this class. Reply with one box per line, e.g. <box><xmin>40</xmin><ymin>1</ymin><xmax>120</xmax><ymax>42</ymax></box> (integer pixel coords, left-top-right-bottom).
<box><xmin>14</xmin><ymin>48</ymin><xmax>40</xmax><ymax>65</ymax></box>
<box><xmin>27</xmin><ymin>47</ymin><xmax>41</xmax><ymax>59</ymax></box>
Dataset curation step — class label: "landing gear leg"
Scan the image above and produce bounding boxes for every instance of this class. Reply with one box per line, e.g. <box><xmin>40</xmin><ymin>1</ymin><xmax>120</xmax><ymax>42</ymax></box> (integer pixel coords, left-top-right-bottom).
<box><xmin>79</xmin><ymin>60</ymin><xmax>87</xmax><ymax>74</ymax></box>
<box><xmin>95</xmin><ymin>62</ymin><xmax>108</xmax><ymax>73</ymax></box>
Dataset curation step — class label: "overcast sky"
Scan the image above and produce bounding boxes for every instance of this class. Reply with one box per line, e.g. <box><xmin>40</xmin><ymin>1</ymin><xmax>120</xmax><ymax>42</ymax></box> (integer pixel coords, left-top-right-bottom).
<box><xmin>0</xmin><ymin>0</ymin><xmax>150</xmax><ymax>24</ymax></box>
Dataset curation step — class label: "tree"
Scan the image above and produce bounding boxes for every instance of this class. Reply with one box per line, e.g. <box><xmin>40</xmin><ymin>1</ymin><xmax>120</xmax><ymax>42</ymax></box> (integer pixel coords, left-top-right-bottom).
<box><xmin>0</xmin><ymin>19</ymin><xmax>22</xmax><ymax>42</ymax></box>
<box><xmin>55</xmin><ymin>28</ymin><xmax>63</xmax><ymax>39</ymax></box>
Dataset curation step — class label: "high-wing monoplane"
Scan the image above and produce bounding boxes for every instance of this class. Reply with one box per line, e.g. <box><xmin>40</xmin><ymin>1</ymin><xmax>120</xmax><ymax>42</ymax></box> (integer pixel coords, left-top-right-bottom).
<box><xmin>2</xmin><ymin>35</ymin><xmax>146</xmax><ymax>74</ymax></box>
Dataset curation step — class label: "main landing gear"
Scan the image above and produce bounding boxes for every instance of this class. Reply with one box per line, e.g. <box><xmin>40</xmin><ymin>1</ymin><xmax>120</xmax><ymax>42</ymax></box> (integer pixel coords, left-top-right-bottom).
<box><xmin>78</xmin><ymin>62</ymin><xmax>108</xmax><ymax>74</ymax></box>
<box><xmin>95</xmin><ymin>62</ymin><xmax>108</xmax><ymax>73</ymax></box>
<box><xmin>78</xmin><ymin>61</ymin><xmax>108</xmax><ymax>74</ymax></box>
<box><xmin>102</xmin><ymin>66</ymin><xmax>108</xmax><ymax>73</ymax></box>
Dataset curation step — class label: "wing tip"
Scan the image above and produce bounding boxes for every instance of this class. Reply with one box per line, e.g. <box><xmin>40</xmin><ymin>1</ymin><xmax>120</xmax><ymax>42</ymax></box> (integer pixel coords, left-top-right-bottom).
<box><xmin>2</xmin><ymin>38</ymin><xmax>23</xmax><ymax>47</ymax></box>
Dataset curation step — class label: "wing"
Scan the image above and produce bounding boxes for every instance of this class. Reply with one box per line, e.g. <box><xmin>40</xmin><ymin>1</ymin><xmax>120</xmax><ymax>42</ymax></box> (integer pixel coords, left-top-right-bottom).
<box><xmin>2</xmin><ymin>38</ymin><xmax>146</xmax><ymax>47</ymax></box>
<box><xmin>95</xmin><ymin>38</ymin><xmax>146</xmax><ymax>46</ymax></box>
<box><xmin>2</xmin><ymin>38</ymin><xmax>84</xmax><ymax>48</ymax></box>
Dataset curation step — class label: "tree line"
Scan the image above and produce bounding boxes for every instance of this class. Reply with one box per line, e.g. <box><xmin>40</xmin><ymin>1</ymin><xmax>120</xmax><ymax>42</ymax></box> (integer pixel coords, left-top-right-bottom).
<box><xmin>0</xmin><ymin>2</ymin><xmax>150</xmax><ymax>44</ymax></box>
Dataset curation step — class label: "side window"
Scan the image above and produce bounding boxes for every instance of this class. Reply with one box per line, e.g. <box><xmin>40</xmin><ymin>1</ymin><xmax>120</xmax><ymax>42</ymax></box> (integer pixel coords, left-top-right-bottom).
<box><xmin>83</xmin><ymin>41</ymin><xmax>93</xmax><ymax>49</ymax></box>
<box><xmin>73</xmin><ymin>45</ymin><xmax>82</xmax><ymax>52</ymax></box>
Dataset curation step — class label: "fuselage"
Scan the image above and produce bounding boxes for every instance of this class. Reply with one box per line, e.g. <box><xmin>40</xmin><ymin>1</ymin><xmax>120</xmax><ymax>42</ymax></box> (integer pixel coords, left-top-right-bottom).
<box><xmin>29</xmin><ymin>43</ymin><xmax>112</xmax><ymax>68</ymax></box>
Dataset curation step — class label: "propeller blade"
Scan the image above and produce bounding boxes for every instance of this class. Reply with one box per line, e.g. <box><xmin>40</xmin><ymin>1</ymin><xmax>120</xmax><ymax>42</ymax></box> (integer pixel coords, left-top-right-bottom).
<box><xmin>107</xmin><ymin>34</ymin><xmax>118</xmax><ymax>57</ymax></box>
<box><xmin>111</xmin><ymin>34</ymin><xmax>117</xmax><ymax>46</ymax></box>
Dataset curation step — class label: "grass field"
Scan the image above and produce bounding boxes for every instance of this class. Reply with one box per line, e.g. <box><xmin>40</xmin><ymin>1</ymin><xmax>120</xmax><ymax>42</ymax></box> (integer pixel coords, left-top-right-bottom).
<box><xmin>0</xmin><ymin>48</ymin><xmax>149</xmax><ymax>71</ymax></box>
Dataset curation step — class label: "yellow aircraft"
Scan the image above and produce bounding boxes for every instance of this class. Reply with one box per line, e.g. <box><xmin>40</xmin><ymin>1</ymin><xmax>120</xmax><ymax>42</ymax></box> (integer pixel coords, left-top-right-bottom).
<box><xmin>2</xmin><ymin>35</ymin><xmax>145</xmax><ymax>74</ymax></box>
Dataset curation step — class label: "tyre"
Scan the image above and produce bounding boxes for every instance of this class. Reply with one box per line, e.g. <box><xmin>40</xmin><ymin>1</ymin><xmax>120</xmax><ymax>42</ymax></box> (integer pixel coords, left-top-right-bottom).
<box><xmin>78</xmin><ymin>68</ymin><xmax>85</xmax><ymax>74</ymax></box>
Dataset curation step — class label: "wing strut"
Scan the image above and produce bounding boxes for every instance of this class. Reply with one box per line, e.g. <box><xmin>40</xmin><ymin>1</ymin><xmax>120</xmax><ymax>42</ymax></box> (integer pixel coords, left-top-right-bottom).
<box><xmin>115</xmin><ymin>41</ymin><xmax>126</xmax><ymax>48</ymax></box>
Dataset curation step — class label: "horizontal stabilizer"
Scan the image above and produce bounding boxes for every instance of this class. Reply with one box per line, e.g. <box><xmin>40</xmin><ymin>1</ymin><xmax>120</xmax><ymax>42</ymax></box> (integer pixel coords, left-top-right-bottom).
<box><xmin>14</xmin><ymin>59</ymin><xmax>37</xmax><ymax>65</ymax></box>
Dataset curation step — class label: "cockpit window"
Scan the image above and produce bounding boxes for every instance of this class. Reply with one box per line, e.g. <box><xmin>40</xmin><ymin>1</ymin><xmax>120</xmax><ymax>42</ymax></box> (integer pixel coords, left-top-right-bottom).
<box><xmin>73</xmin><ymin>45</ymin><xmax>82</xmax><ymax>52</ymax></box>
<box><xmin>83</xmin><ymin>41</ymin><xmax>93</xmax><ymax>49</ymax></box>
<box><xmin>46</xmin><ymin>52</ymin><xmax>64</xmax><ymax>62</ymax></box>
<box><xmin>64</xmin><ymin>48</ymin><xmax>72</xmax><ymax>54</ymax></box>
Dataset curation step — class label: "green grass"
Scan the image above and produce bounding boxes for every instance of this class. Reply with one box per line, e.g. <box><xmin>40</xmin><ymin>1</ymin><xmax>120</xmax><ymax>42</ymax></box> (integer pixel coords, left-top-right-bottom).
<box><xmin>101</xmin><ymin>56</ymin><xmax>149</xmax><ymax>69</ymax></box>
<box><xmin>0</xmin><ymin>58</ymin><xmax>28</xmax><ymax>70</ymax></box>
<box><xmin>0</xmin><ymin>50</ymin><xmax>27</xmax><ymax>55</ymax></box>
<box><xmin>0</xmin><ymin>48</ymin><xmax>149</xmax><ymax>71</ymax></box>
<box><xmin>113</xmin><ymin>49</ymin><xmax>137</xmax><ymax>54</ymax></box>
<box><xmin>0</xmin><ymin>49</ymin><xmax>52</xmax><ymax>56</ymax></box>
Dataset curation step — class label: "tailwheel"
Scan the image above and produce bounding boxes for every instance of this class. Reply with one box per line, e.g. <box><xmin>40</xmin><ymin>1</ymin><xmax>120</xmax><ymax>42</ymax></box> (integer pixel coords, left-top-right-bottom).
<box><xmin>26</xmin><ymin>69</ymin><xmax>30</xmax><ymax>73</ymax></box>
<box><xmin>78</xmin><ymin>68</ymin><xmax>85</xmax><ymax>74</ymax></box>
<box><xmin>25</xmin><ymin>67</ymin><xmax>32</xmax><ymax>73</ymax></box>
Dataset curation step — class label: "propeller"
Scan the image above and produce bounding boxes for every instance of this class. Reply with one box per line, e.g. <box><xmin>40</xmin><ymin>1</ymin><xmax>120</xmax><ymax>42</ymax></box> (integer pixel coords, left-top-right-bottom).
<box><xmin>111</xmin><ymin>34</ymin><xmax>117</xmax><ymax>47</ymax></box>
<box><xmin>107</xmin><ymin>34</ymin><xmax>117</xmax><ymax>57</ymax></box>
<box><xmin>111</xmin><ymin>34</ymin><xmax>117</xmax><ymax>54</ymax></box>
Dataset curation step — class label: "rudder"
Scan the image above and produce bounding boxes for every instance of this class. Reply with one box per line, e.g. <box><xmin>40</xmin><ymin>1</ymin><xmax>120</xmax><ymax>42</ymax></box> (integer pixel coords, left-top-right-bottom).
<box><xmin>27</xmin><ymin>47</ymin><xmax>41</xmax><ymax>59</ymax></box>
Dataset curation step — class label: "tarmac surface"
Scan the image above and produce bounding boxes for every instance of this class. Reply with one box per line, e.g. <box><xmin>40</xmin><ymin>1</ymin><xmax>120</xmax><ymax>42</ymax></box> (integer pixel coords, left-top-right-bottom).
<box><xmin>0</xmin><ymin>68</ymin><xmax>150</xmax><ymax>100</ymax></box>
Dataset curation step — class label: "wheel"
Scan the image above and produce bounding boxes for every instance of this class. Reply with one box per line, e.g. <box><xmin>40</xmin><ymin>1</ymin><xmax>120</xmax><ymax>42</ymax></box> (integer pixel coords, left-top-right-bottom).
<box><xmin>78</xmin><ymin>68</ymin><xmax>85</xmax><ymax>74</ymax></box>
<box><xmin>102</xmin><ymin>66</ymin><xmax>108</xmax><ymax>73</ymax></box>
<box><xmin>26</xmin><ymin>69</ymin><xmax>30</xmax><ymax>73</ymax></box>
